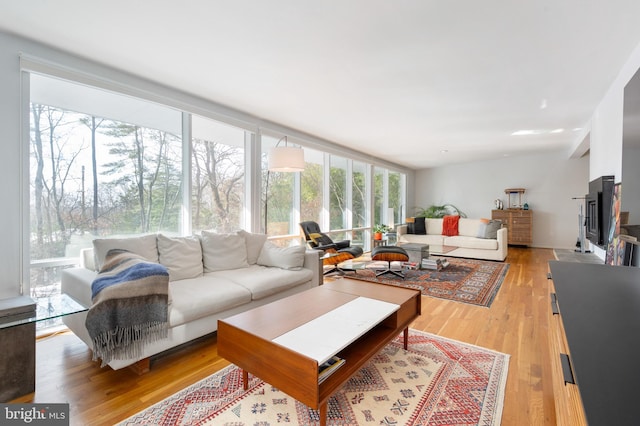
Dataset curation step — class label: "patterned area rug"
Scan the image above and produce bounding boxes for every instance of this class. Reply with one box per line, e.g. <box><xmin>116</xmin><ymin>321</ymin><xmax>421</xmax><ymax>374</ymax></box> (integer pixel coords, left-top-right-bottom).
<box><xmin>118</xmin><ymin>329</ymin><xmax>509</xmax><ymax>426</ymax></box>
<box><xmin>347</xmin><ymin>257</ymin><xmax>509</xmax><ymax>307</ymax></box>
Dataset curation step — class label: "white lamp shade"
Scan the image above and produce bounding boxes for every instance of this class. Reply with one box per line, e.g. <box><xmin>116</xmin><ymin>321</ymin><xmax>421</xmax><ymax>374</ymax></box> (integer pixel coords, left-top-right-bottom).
<box><xmin>268</xmin><ymin>146</ymin><xmax>305</xmax><ymax>172</ymax></box>
<box><xmin>387</xmin><ymin>208</ymin><xmax>395</xmax><ymax>229</ymax></box>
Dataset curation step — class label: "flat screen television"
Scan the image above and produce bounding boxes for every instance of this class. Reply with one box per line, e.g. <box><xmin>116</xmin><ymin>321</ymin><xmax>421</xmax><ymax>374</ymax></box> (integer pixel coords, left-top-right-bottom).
<box><xmin>585</xmin><ymin>175</ymin><xmax>615</xmax><ymax>247</ymax></box>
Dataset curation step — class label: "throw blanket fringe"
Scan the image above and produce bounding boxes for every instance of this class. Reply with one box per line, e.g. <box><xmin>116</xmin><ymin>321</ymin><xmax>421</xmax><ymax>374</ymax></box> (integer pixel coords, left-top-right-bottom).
<box><xmin>86</xmin><ymin>249</ymin><xmax>169</xmax><ymax>367</ymax></box>
<box><xmin>91</xmin><ymin>321</ymin><xmax>168</xmax><ymax>365</ymax></box>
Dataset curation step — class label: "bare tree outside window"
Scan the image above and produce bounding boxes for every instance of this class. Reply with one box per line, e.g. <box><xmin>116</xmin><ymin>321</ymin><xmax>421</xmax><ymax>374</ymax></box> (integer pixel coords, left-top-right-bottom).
<box><xmin>29</xmin><ymin>102</ymin><xmax>182</xmax><ymax>299</ymax></box>
<box><xmin>27</xmin><ymin>74</ymin><xmax>406</xmax><ymax>331</ymax></box>
<box><xmin>191</xmin><ymin>138</ymin><xmax>244</xmax><ymax>233</ymax></box>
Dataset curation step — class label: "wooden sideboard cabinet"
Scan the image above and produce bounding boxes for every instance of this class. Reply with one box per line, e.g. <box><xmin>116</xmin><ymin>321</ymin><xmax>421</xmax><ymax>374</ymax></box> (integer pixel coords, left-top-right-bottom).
<box><xmin>491</xmin><ymin>209</ymin><xmax>532</xmax><ymax>246</ymax></box>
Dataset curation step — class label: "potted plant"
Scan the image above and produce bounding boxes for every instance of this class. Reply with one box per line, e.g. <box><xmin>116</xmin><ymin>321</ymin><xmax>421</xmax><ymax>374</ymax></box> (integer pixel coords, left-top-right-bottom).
<box><xmin>415</xmin><ymin>204</ymin><xmax>467</xmax><ymax>218</ymax></box>
<box><xmin>373</xmin><ymin>224</ymin><xmax>389</xmax><ymax>240</ymax></box>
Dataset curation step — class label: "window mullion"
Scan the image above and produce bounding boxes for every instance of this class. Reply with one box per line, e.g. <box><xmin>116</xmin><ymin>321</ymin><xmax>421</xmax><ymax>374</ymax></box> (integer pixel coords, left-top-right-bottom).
<box><xmin>182</xmin><ymin>112</ymin><xmax>192</xmax><ymax>235</ymax></box>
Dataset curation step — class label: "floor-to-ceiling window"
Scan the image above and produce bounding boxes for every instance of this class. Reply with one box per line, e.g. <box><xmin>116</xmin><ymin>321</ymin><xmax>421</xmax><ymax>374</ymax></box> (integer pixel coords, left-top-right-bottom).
<box><xmin>262</xmin><ymin>134</ymin><xmax>297</xmax><ymax>238</ymax></box>
<box><xmin>373</xmin><ymin>166</ymin><xmax>406</xmax><ymax>234</ymax></box>
<box><xmin>29</xmin><ymin>73</ymin><xmax>183</xmax><ymax>325</ymax></box>
<box><xmin>300</xmin><ymin>147</ymin><xmax>324</xmax><ymax>225</ymax></box>
<box><xmin>352</xmin><ymin>160</ymin><xmax>368</xmax><ymax>247</ymax></box>
<box><xmin>25</xmin><ymin>70</ymin><xmax>408</xmax><ymax>320</ymax></box>
<box><xmin>373</xmin><ymin>167</ymin><xmax>385</xmax><ymax>227</ymax></box>
<box><xmin>329</xmin><ymin>155</ymin><xmax>348</xmax><ymax>230</ymax></box>
<box><xmin>388</xmin><ymin>171</ymin><xmax>405</xmax><ymax>227</ymax></box>
<box><xmin>191</xmin><ymin>115</ymin><xmax>246</xmax><ymax>234</ymax></box>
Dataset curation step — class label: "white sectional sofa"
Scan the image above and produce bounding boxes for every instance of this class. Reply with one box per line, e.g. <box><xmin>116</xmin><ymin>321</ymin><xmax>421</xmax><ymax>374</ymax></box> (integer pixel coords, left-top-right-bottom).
<box><xmin>397</xmin><ymin>217</ymin><xmax>507</xmax><ymax>261</ymax></box>
<box><xmin>61</xmin><ymin>230</ymin><xmax>320</xmax><ymax>371</ymax></box>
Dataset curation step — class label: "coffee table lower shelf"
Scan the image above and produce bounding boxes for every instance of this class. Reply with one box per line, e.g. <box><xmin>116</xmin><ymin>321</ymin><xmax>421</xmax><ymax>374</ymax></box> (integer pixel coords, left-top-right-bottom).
<box><xmin>217</xmin><ymin>279</ymin><xmax>421</xmax><ymax>426</ymax></box>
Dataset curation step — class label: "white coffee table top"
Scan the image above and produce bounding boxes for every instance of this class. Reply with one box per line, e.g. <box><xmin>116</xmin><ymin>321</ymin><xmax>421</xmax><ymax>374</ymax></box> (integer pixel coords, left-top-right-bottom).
<box><xmin>272</xmin><ymin>296</ymin><xmax>399</xmax><ymax>364</ymax></box>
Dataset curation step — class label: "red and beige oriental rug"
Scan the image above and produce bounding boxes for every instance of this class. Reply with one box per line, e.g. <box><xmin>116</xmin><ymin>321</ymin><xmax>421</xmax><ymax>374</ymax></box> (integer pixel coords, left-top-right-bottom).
<box><xmin>118</xmin><ymin>329</ymin><xmax>509</xmax><ymax>426</ymax></box>
<box><xmin>348</xmin><ymin>257</ymin><xmax>509</xmax><ymax>308</ymax></box>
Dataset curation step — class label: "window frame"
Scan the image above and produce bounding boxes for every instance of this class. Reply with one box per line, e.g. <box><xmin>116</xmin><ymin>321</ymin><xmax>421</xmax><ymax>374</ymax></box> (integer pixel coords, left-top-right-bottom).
<box><xmin>20</xmin><ymin>56</ymin><xmax>410</xmax><ymax>298</ymax></box>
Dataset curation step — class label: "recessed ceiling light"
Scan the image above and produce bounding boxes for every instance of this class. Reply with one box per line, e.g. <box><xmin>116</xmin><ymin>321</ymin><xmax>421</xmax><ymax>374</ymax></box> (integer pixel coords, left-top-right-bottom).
<box><xmin>550</xmin><ymin>128</ymin><xmax>564</xmax><ymax>134</ymax></box>
<box><xmin>441</xmin><ymin>150</ymin><xmax>448</xmax><ymax>153</ymax></box>
<box><xmin>511</xmin><ymin>130</ymin><xmax>543</xmax><ymax>136</ymax></box>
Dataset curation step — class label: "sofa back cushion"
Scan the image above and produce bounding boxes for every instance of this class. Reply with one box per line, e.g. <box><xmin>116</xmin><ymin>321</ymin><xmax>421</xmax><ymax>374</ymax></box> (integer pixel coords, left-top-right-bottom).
<box><xmin>93</xmin><ymin>234</ymin><xmax>158</xmax><ymax>271</ymax></box>
<box><xmin>201</xmin><ymin>231</ymin><xmax>249</xmax><ymax>272</ymax></box>
<box><xmin>415</xmin><ymin>217</ymin><xmax>427</xmax><ymax>234</ymax></box>
<box><xmin>257</xmin><ymin>242</ymin><xmax>306</xmax><ymax>270</ymax></box>
<box><xmin>475</xmin><ymin>219</ymin><xmax>503</xmax><ymax>239</ymax></box>
<box><xmin>457</xmin><ymin>218</ymin><xmax>483</xmax><ymax>237</ymax></box>
<box><xmin>237</xmin><ymin>230</ymin><xmax>268</xmax><ymax>264</ymax></box>
<box><xmin>405</xmin><ymin>217</ymin><xmax>424</xmax><ymax>235</ymax></box>
<box><xmin>426</xmin><ymin>218</ymin><xmax>443</xmax><ymax>235</ymax></box>
<box><xmin>157</xmin><ymin>234</ymin><xmax>203</xmax><ymax>281</ymax></box>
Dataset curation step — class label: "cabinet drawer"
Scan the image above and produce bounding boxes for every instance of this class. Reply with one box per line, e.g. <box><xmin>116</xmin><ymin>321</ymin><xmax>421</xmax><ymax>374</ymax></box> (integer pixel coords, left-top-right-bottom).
<box><xmin>491</xmin><ymin>213</ymin><xmax>509</xmax><ymax>221</ymax></box>
<box><xmin>511</xmin><ymin>229</ymin><xmax>531</xmax><ymax>239</ymax></box>
<box><xmin>511</xmin><ymin>236</ymin><xmax>531</xmax><ymax>244</ymax></box>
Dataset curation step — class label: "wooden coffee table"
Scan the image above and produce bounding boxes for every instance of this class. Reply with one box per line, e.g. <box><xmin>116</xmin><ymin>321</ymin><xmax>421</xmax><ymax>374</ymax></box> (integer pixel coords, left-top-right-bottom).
<box><xmin>217</xmin><ymin>278</ymin><xmax>421</xmax><ymax>426</ymax></box>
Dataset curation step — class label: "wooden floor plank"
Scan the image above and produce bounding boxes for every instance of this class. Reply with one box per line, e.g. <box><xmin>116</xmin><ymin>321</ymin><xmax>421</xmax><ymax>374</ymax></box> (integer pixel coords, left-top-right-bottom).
<box><xmin>16</xmin><ymin>247</ymin><xmax>558</xmax><ymax>425</ymax></box>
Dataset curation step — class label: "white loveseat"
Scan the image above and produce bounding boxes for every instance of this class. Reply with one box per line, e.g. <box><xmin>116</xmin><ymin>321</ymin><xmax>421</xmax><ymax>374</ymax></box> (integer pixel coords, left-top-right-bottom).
<box><xmin>397</xmin><ymin>217</ymin><xmax>507</xmax><ymax>261</ymax></box>
<box><xmin>61</xmin><ymin>230</ymin><xmax>320</xmax><ymax>371</ymax></box>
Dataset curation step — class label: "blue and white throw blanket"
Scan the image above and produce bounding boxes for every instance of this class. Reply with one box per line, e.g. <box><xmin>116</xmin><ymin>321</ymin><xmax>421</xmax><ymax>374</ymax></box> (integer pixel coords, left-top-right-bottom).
<box><xmin>86</xmin><ymin>249</ymin><xmax>169</xmax><ymax>367</ymax></box>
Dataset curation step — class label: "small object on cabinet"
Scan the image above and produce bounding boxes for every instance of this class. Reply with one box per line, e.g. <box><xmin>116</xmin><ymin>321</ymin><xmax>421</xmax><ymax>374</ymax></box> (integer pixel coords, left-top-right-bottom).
<box><xmin>504</xmin><ymin>188</ymin><xmax>526</xmax><ymax>209</ymax></box>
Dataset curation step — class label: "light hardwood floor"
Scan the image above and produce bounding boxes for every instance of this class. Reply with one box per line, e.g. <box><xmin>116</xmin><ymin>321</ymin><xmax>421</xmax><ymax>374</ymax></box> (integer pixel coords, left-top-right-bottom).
<box><xmin>16</xmin><ymin>247</ymin><xmax>557</xmax><ymax>425</ymax></box>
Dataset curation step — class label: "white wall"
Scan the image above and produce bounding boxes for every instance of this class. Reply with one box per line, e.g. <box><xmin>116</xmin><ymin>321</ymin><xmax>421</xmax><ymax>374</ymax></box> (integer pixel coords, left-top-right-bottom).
<box><xmin>581</xmin><ymin>39</ymin><xmax>640</xmax><ymax>181</ymax></box>
<box><xmin>414</xmin><ymin>151</ymin><xmax>589</xmax><ymax>249</ymax></box>
<box><xmin>576</xmin><ymin>39</ymin><xmax>640</xmax><ymax>258</ymax></box>
<box><xmin>0</xmin><ymin>33</ymin><xmax>26</xmax><ymax>298</ymax></box>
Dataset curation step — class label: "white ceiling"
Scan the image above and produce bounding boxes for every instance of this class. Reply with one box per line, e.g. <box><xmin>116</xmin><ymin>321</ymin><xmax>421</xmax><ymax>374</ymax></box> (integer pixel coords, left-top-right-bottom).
<box><xmin>2</xmin><ymin>1</ymin><xmax>640</xmax><ymax>169</ymax></box>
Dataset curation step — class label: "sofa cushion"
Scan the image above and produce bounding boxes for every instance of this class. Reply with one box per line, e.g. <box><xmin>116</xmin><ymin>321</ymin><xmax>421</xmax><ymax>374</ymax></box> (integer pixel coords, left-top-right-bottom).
<box><xmin>442</xmin><ymin>215</ymin><xmax>460</xmax><ymax>236</ymax></box>
<box><xmin>61</xmin><ymin>268</ymin><xmax>97</xmax><ymax>308</ymax></box>
<box><xmin>399</xmin><ymin>233</ymin><xmax>446</xmax><ymax>246</ymax></box>
<box><xmin>168</xmin><ymin>276</ymin><xmax>252</xmax><ymax>327</ymax></box>
<box><xmin>406</xmin><ymin>217</ymin><xmax>414</xmax><ymax>234</ymax></box>
<box><xmin>426</xmin><ymin>218</ymin><xmax>443</xmax><ymax>235</ymax></box>
<box><xmin>476</xmin><ymin>219</ymin><xmax>503</xmax><ymax>239</ymax></box>
<box><xmin>157</xmin><ymin>234</ymin><xmax>203</xmax><ymax>281</ymax></box>
<box><xmin>412</xmin><ymin>217</ymin><xmax>426</xmax><ymax>234</ymax></box>
<box><xmin>444</xmin><ymin>235</ymin><xmax>499</xmax><ymax>250</ymax></box>
<box><xmin>201</xmin><ymin>231</ymin><xmax>249</xmax><ymax>272</ymax></box>
<box><xmin>93</xmin><ymin>234</ymin><xmax>158</xmax><ymax>271</ymax></box>
<box><xmin>237</xmin><ymin>230</ymin><xmax>268</xmax><ymax>264</ymax></box>
<box><xmin>213</xmin><ymin>264</ymin><xmax>314</xmax><ymax>300</ymax></box>
<box><xmin>257</xmin><ymin>242</ymin><xmax>306</xmax><ymax>270</ymax></box>
<box><xmin>458</xmin><ymin>218</ymin><xmax>482</xmax><ymax>237</ymax></box>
